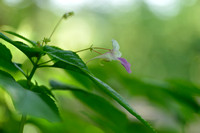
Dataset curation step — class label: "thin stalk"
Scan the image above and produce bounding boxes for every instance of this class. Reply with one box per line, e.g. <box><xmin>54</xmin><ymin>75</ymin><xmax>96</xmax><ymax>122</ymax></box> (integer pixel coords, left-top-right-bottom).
<box><xmin>27</xmin><ymin>56</ymin><xmax>41</xmax><ymax>82</ymax></box>
<box><xmin>93</xmin><ymin>47</ymin><xmax>111</xmax><ymax>51</ymax></box>
<box><xmin>75</xmin><ymin>48</ymin><xmax>91</xmax><ymax>53</ymax></box>
<box><xmin>75</xmin><ymin>47</ymin><xmax>111</xmax><ymax>53</ymax></box>
<box><xmin>41</xmin><ymin>39</ymin><xmax>45</xmax><ymax>46</ymax></box>
<box><xmin>29</xmin><ymin>58</ymin><xmax>35</xmax><ymax>65</ymax></box>
<box><xmin>38</xmin><ymin>59</ymin><xmax>54</xmax><ymax>66</ymax></box>
<box><xmin>14</xmin><ymin>63</ymin><xmax>27</xmax><ymax>78</ymax></box>
<box><xmin>18</xmin><ymin>115</ymin><xmax>26</xmax><ymax>133</ymax></box>
<box><xmin>49</xmin><ymin>16</ymin><xmax>64</xmax><ymax>40</ymax></box>
<box><xmin>18</xmin><ymin>57</ymin><xmax>41</xmax><ymax>133</ymax></box>
<box><xmin>92</xmin><ymin>49</ymin><xmax>102</xmax><ymax>55</ymax></box>
<box><xmin>27</xmin><ymin>63</ymin><xmax>38</xmax><ymax>81</ymax></box>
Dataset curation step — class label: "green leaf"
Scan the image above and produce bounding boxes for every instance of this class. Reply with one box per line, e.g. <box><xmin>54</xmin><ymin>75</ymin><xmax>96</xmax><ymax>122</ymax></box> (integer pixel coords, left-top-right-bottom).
<box><xmin>167</xmin><ymin>79</ymin><xmax>200</xmax><ymax>96</ymax></box>
<box><xmin>44</xmin><ymin>46</ymin><xmax>156</xmax><ymax>132</ymax></box>
<box><xmin>166</xmin><ymin>80</ymin><xmax>200</xmax><ymax>112</ymax></box>
<box><xmin>0</xmin><ymin>70</ymin><xmax>60</xmax><ymax>122</ymax></box>
<box><xmin>0</xmin><ymin>43</ymin><xmax>17</xmax><ymax>72</ymax></box>
<box><xmin>124</xmin><ymin>77</ymin><xmax>200</xmax><ymax>113</ymax></box>
<box><xmin>4</xmin><ymin>31</ymin><xmax>37</xmax><ymax>46</ymax></box>
<box><xmin>0</xmin><ymin>32</ymin><xmax>42</xmax><ymax>60</ymax></box>
<box><xmin>33</xmin><ymin>85</ymin><xmax>56</xmax><ymax>99</ymax></box>
<box><xmin>66</xmin><ymin>71</ymin><xmax>93</xmax><ymax>90</ymax></box>
<box><xmin>87</xmin><ymin>75</ymin><xmax>156</xmax><ymax>133</ymax></box>
<box><xmin>50</xmin><ymin>80</ymin><xmax>128</xmax><ymax>132</ymax></box>
<box><xmin>50</xmin><ymin>80</ymin><xmax>82</xmax><ymax>91</ymax></box>
<box><xmin>17</xmin><ymin>80</ymin><xmax>56</xmax><ymax>99</ymax></box>
<box><xmin>14</xmin><ymin>41</ymin><xmax>42</xmax><ymax>58</ymax></box>
<box><xmin>43</xmin><ymin>46</ymin><xmax>89</xmax><ymax>74</ymax></box>
<box><xmin>120</xmin><ymin>76</ymin><xmax>200</xmax><ymax>126</ymax></box>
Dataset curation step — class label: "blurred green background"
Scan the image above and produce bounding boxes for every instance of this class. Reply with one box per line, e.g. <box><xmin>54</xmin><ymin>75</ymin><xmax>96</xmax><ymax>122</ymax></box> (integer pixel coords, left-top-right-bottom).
<box><xmin>1</xmin><ymin>0</ymin><xmax>200</xmax><ymax>133</ymax></box>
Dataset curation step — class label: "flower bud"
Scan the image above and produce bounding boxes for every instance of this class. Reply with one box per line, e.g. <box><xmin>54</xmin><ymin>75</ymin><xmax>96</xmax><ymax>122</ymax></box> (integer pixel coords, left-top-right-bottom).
<box><xmin>63</xmin><ymin>12</ymin><xmax>74</xmax><ymax>19</ymax></box>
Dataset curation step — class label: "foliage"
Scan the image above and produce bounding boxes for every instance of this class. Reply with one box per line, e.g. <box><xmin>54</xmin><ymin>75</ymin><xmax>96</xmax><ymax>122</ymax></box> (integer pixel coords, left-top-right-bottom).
<box><xmin>0</xmin><ymin>26</ymin><xmax>155</xmax><ymax>132</ymax></box>
<box><xmin>1</xmin><ymin>1</ymin><xmax>200</xmax><ymax>132</ymax></box>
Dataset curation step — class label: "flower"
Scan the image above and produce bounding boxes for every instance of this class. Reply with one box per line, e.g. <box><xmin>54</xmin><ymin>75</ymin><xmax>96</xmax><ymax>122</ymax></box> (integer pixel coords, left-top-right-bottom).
<box><xmin>88</xmin><ymin>39</ymin><xmax>131</xmax><ymax>73</ymax></box>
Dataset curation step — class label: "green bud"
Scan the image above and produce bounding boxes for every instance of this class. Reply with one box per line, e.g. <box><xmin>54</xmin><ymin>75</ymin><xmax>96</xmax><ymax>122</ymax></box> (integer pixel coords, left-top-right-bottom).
<box><xmin>36</xmin><ymin>41</ymin><xmax>41</xmax><ymax>47</ymax></box>
<box><xmin>63</xmin><ymin>12</ymin><xmax>74</xmax><ymax>19</ymax></box>
<box><xmin>89</xmin><ymin>44</ymin><xmax>93</xmax><ymax>52</ymax></box>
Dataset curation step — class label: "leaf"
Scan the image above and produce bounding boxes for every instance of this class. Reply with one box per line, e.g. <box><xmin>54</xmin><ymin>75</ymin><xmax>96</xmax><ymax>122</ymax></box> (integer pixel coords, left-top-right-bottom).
<box><xmin>166</xmin><ymin>80</ymin><xmax>200</xmax><ymax>112</ymax></box>
<box><xmin>43</xmin><ymin>46</ymin><xmax>89</xmax><ymax>74</ymax></box>
<box><xmin>125</xmin><ymin>77</ymin><xmax>200</xmax><ymax>113</ymax></box>
<box><xmin>50</xmin><ymin>80</ymin><xmax>81</xmax><ymax>91</ymax></box>
<box><xmin>0</xmin><ymin>32</ymin><xmax>42</xmax><ymax>59</ymax></box>
<box><xmin>44</xmin><ymin>46</ymin><xmax>156</xmax><ymax>132</ymax></box>
<box><xmin>33</xmin><ymin>85</ymin><xmax>56</xmax><ymax>99</ymax></box>
<box><xmin>167</xmin><ymin>79</ymin><xmax>200</xmax><ymax>96</ymax></box>
<box><xmin>50</xmin><ymin>80</ymin><xmax>128</xmax><ymax>132</ymax></box>
<box><xmin>51</xmin><ymin>70</ymin><xmax>93</xmax><ymax>90</ymax></box>
<box><xmin>18</xmin><ymin>80</ymin><xmax>56</xmax><ymax>99</ymax></box>
<box><xmin>4</xmin><ymin>31</ymin><xmax>37</xmax><ymax>46</ymax></box>
<box><xmin>0</xmin><ymin>43</ymin><xmax>17</xmax><ymax>72</ymax></box>
<box><xmin>87</xmin><ymin>75</ymin><xmax>156</xmax><ymax>133</ymax></box>
<box><xmin>120</xmin><ymin>76</ymin><xmax>200</xmax><ymax>126</ymax></box>
<box><xmin>0</xmin><ymin>70</ymin><xmax>60</xmax><ymax>122</ymax></box>
<box><xmin>14</xmin><ymin>41</ymin><xmax>42</xmax><ymax>58</ymax></box>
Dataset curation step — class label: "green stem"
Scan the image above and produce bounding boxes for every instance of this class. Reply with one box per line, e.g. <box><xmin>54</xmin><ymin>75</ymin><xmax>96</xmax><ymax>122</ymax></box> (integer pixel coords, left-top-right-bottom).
<box><xmin>27</xmin><ymin>57</ymin><xmax>41</xmax><ymax>81</ymax></box>
<box><xmin>19</xmin><ymin>57</ymin><xmax>41</xmax><ymax>132</ymax></box>
<box><xmin>75</xmin><ymin>47</ymin><xmax>91</xmax><ymax>53</ymax></box>
<box><xmin>75</xmin><ymin>47</ymin><xmax>111</xmax><ymax>53</ymax></box>
<box><xmin>92</xmin><ymin>49</ymin><xmax>102</xmax><ymax>55</ymax></box>
<box><xmin>14</xmin><ymin>63</ymin><xmax>27</xmax><ymax>78</ymax></box>
<box><xmin>49</xmin><ymin>16</ymin><xmax>64</xmax><ymax>40</ymax></box>
<box><xmin>93</xmin><ymin>47</ymin><xmax>111</xmax><ymax>51</ymax></box>
<box><xmin>38</xmin><ymin>59</ymin><xmax>54</xmax><ymax>66</ymax></box>
<box><xmin>18</xmin><ymin>115</ymin><xmax>26</xmax><ymax>133</ymax></box>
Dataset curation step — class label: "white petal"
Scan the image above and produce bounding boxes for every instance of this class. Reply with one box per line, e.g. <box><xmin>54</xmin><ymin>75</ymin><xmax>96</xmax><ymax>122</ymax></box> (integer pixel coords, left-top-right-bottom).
<box><xmin>87</xmin><ymin>52</ymin><xmax>116</xmax><ymax>63</ymax></box>
<box><xmin>112</xmin><ymin>39</ymin><xmax>120</xmax><ymax>51</ymax></box>
<box><xmin>114</xmin><ymin>50</ymin><xmax>122</xmax><ymax>58</ymax></box>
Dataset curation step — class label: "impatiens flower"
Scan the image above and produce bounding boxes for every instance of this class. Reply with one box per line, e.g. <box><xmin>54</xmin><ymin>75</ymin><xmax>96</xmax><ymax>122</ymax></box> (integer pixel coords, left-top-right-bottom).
<box><xmin>88</xmin><ymin>39</ymin><xmax>132</xmax><ymax>73</ymax></box>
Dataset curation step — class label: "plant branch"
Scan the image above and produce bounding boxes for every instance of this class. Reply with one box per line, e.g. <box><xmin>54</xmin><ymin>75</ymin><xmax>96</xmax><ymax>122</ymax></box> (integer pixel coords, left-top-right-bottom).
<box><xmin>75</xmin><ymin>47</ymin><xmax>111</xmax><ymax>53</ymax></box>
<box><xmin>75</xmin><ymin>47</ymin><xmax>92</xmax><ymax>53</ymax></box>
<box><xmin>48</xmin><ymin>16</ymin><xmax>64</xmax><ymax>40</ymax></box>
<box><xmin>38</xmin><ymin>59</ymin><xmax>54</xmax><ymax>66</ymax></box>
<box><xmin>14</xmin><ymin>63</ymin><xmax>28</xmax><ymax>78</ymax></box>
<box><xmin>92</xmin><ymin>49</ymin><xmax>102</xmax><ymax>55</ymax></box>
<box><xmin>93</xmin><ymin>47</ymin><xmax>111</xmax><ymax>51</ymax></box>
<box><xmin>18</xmin><ymin>115</ymin><xmax>26</xmax><ymax>133</ymax></box>
<box><xmin>18</xmin><ymin>57</ymin><xmax>41</xmax><ymax>133</ymax></box>
<box><xmin>27</xmin><ymin>56</ymin><xmax>41</xmax><ymax>81</ymax></box>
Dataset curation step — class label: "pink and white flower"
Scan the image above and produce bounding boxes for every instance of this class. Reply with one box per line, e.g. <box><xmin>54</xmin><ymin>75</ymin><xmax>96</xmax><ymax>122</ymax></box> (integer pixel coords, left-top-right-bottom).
<box><xmin>89</xmin><ymin>39</ymin><xmax>131</xmax><ymax>73</ymax></box>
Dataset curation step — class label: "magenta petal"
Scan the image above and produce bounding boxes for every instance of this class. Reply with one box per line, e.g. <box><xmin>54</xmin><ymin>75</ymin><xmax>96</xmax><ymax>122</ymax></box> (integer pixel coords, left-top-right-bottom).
<box><xmin>118</xmin><ymin>57</ymin><xmax>132</xmax><ymax>73</ymax></box>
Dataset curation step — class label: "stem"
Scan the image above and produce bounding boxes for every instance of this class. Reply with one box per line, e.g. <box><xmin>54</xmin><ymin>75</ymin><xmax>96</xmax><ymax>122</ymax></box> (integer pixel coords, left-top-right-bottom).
<box><xmin>75</xmin><ymin>47</ymin><xmax>111</xmax><ymax>53</ymax></box>
<box><xmin>49</xmin><ymin>16</ymin><xmax>64</xmax><ymax>40</ymax></box>
<box><xmin>29</xmin><ymin>58</ymin><xmax>35</xmax><ymax>65</ymax></box>
<box><xmin>38</xmin><ymin>59</ymin><xmax>54</xmax><ymax>66</ymax></box>
<box><xmin>75</xmin><ymin>48</ymin><xmax>91</xmax><ymax>53</ymax></box>
<box><xmin>18</xmin><ymin>115</ymin><xmax>26</xmax><ymax>133</ymax></box>
<box><xmin>93</xmin><ymin>47</ymin><xmax>111</xmax><ymax>51</ymax></box>
<box><xmin>27</xmin><ymin>56</ymin><xmax>41</xmax><ymax>82</ymax></box>
<box><xmin>27</xmin><ymin>63</ymin><xmax>38</xmax><ymax>81</ymax></box>
<box><xmin>92</xmin><ymin>49</ymin><xmax>102</xmax><ymax>55</ymax></box>
<box><xmin>14</xmin><ymin>63</ymin><xmax>27</xmax><ymax>78</ymax></box>
<box><xmin>41</xmin><ymin>39</ymin><xmax>45</xmax><ymax>46</ymax></box>
<box><xmin>18</xmin><ymin>57</ymin><xmax>41</xmax><ymax>132</ymax></box>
